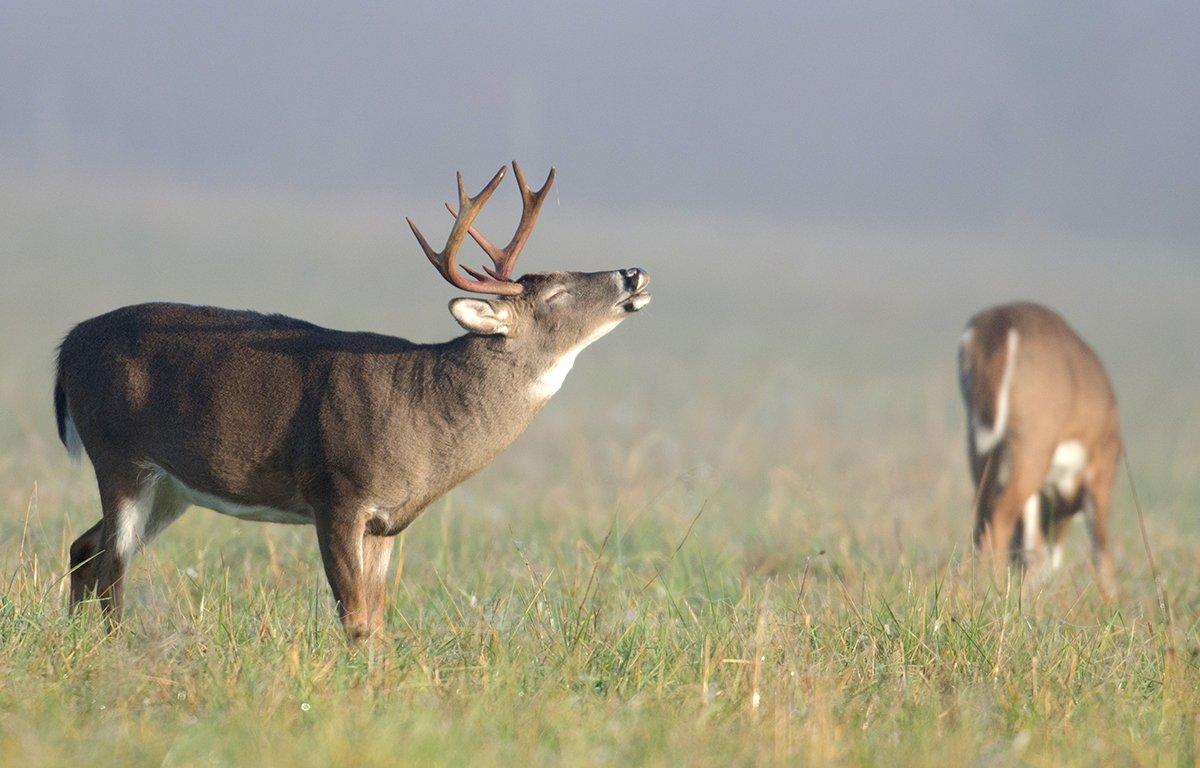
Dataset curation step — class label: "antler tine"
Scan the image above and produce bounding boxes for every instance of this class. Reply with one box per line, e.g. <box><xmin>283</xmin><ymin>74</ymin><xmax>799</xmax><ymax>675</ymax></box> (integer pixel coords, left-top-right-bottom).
<box><xmin>444</xmin><ymin>200</ymin><xmax>501</xmax><ymax>256</ymax></box>
<box><xmin>407</xmin><ymin>166</ymin><xmax>523</xmax><ymax>296</ymax></box>
<box><xmin>445</xmin><ymin>160</ymin><xmax>556</xmax><ymax>281</ymax></box>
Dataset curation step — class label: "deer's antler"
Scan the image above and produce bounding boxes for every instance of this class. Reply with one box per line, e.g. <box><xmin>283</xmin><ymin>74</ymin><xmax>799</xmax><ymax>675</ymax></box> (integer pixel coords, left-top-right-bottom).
<box><xmin>407</xmin><ymin>166</ymin><xmax>523</xmax><ymax>296</ymax></box>
<box><xmin>445</xmin><ymin>161</ymin><xmax>555</xmax><ymax>282</ymax></box>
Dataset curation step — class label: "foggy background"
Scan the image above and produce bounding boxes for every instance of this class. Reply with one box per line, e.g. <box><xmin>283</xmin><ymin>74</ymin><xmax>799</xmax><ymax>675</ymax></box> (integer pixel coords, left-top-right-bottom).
<box><xmin>2</xmin><ymin>1</ymin><xmax>1199</xmax><ymax>244</ymax></box>
<box><xmin>1</xmin><ymin>2</ymin><xmax>1198</xmax><ymax>533</ymax></box>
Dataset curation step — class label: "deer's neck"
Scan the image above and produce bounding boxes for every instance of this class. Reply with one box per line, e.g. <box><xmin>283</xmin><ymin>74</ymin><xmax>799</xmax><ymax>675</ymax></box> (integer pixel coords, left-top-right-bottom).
<box><xmin>403</xmin><ymin>334</ymin><xmax>559</xmax><ymax>443</ymax></box>
<box><xmin>440</xmin><ymin>333</ymin><xmax>546</xmax><ymax>395</ymax></box>
<box><xmin>367</xmin><ymin>335</ymin><xmax>556</xmax><ymax>501</ymax></box>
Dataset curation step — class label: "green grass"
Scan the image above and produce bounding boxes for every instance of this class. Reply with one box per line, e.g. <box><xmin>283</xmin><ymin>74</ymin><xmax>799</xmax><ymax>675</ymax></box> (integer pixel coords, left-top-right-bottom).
<box><xmin>4</xmin><ymin>382</ymin><xmax>1197</xmax><ymax>766</ymax></box>
<box><xmin>1</xmin><ymin>171</ymin><xmax>1198</xmax><ymax>765</ymax></box>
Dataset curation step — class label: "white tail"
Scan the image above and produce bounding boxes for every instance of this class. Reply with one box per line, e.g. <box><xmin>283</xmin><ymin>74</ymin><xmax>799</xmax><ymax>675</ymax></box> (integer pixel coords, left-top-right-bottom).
<box><xmin>54</xmin><ymin>383</ymin><xmax>84</xmax><ymax>462</ymax></box>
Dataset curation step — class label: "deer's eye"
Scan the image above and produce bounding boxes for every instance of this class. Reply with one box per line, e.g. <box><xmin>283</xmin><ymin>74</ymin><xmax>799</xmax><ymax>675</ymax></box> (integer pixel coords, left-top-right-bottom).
<box><xmin>545</xmin><ymin>288</ymin><xmax>571</xmax><ymax>304</ymax></box>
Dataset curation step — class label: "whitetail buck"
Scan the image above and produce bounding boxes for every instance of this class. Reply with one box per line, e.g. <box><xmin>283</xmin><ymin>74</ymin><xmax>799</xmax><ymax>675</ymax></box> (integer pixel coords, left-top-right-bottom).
<box><xmin>958</xmin><ymin>302</ymin><xmax>1120</xmax><ymax>598</ymax></box>
<box><xmin>55</xmin><ymin>162</ymin><xmax>651</xmax><ymax>639</ymax></box>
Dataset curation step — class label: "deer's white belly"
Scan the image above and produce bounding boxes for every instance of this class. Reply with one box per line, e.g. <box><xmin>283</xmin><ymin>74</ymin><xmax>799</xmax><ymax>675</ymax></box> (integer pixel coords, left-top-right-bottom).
<box><xmin>1045</xmin><ymin>440</ymin><xmax>1087</xmax><ymax>498</ymax></box>
<box><xmin>169</xmin><ymin>473</ymin><xmax>313</xmax><ymax>525</ymax></box>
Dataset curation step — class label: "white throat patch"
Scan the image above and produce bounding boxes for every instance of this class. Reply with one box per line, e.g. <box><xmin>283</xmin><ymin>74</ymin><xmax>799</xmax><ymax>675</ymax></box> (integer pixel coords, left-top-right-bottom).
<box><xmin>529</xmin><ymin>319</ymin><xmax>622</xmax><ymax>401</ymax></box>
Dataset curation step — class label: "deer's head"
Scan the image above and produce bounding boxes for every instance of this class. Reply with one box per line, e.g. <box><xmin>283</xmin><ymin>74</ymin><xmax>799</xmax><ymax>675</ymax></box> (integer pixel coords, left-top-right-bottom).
<box><xmin>407</xmin><ymin>163</ymin><xmax>651</xmax><ymax>362</ymax></box>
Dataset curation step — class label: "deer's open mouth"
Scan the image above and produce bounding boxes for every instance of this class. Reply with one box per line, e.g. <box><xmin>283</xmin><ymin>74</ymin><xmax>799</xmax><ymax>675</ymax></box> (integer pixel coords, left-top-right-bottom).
<box><xmin>618</xmin><ymin>290</ymin><xmax>651</xmax><ymax>312</ymax></box>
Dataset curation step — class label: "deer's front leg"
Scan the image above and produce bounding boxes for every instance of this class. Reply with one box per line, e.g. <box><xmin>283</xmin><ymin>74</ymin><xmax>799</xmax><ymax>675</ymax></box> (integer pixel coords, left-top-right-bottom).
<box><xmin>980</xmin><ymin>438</ymin><xmax>1054</xmax><ymax>583</ymax></box>
<box><xmin>313</xmin><ymin>511</ymin><xmax>372</xmax><ymax>641</ymax></box>
<box><xmin>361</xmin><ymin>535</ymin><xmax>394</xmax><ymax>635</ymax></box>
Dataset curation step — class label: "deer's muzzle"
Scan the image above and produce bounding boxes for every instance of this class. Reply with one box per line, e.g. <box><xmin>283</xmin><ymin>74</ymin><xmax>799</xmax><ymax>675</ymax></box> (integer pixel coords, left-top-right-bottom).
<box><xmin>618</xmin><ymin>268</ymin><xmax>651</xmax><ymax>312</ymax></box>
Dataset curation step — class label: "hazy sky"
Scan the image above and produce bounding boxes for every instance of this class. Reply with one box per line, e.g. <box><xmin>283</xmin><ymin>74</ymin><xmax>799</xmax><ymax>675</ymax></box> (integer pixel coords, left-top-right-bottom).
<box><xmin>2</xmin><ymin>1</ymin><xmax>1197</xmax><ymax>244</ymax></box>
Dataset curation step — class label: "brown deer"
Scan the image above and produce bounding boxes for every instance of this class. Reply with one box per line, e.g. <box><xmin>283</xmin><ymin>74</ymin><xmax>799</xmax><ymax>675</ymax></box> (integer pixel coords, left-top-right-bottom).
<box><xmin>54</xmin><ymin>162</ymin><xmax>651</xmax><ymax>640</ymax></box>
<box><xmin>958</xmin><ymin>302</ymin><xmax>1120</xmax><ymax>598</ymax></box>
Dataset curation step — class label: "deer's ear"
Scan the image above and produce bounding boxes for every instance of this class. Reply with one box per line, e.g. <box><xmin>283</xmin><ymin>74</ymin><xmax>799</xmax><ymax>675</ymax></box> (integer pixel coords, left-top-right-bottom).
<box><xmin>449</xmin><ymin>298</ymin><xmax>512</xmax><ymax>335</ymax></box>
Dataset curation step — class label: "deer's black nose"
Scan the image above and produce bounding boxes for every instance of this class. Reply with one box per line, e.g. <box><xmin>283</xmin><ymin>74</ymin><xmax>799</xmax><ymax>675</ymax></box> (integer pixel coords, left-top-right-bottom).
<box><xmin>621</xmin><ymin>268</ymin><xmax>649</xmax><ymax>292</ymax></box>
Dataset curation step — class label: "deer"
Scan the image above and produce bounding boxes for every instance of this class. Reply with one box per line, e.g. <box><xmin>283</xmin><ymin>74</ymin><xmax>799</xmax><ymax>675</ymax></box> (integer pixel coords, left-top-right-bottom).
<box><xmin>53</xmin><ymin>162</ymin><xmax>651</xmax><ymax>640</ymax></box>
<box><xmin>958</xmin><ymin>302</ymin><xmax>1120</xmax><ymax>599</ymax></box>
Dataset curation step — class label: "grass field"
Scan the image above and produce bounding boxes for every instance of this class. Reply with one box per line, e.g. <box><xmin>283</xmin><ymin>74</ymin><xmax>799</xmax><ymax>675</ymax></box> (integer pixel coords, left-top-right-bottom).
<box><xmin>1</xmin><ymin>172</ymin><xmax>1198</xmax><ymax>765</ymax></box>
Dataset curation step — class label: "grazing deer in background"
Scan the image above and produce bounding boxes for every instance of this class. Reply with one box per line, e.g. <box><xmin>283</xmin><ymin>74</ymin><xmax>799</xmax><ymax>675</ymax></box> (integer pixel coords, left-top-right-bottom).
<box><xmin>958</xmin><ymin>302</ymin><xmax>1120</xmax><ymax>599</ymax></box>
<box><xmin>54</xmin><ymin>162</ymin><xmax>651</xmax><ymax>640</ymax></box>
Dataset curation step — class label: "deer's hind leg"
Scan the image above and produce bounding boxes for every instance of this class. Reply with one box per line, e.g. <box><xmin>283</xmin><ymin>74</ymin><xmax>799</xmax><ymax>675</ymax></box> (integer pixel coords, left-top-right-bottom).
<box><xmin>83</xmin><ymin>464</ymin><xmax>154</xmax><ymax>623</ymax></box>
<box><xmin>74</xmin><ymin>462</ymin><xmax>188</xmax><ymax>625</ymax></box>
<box><xmin>69</xmin><ymin>519</ymin><xmax>105</xmax><ymax>607</ymax></box>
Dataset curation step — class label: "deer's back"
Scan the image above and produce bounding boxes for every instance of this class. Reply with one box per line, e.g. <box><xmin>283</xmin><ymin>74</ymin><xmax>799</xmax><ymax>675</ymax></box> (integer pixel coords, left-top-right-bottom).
<box><xmin>963</xmin><ymin>302</ymin><xmax>1117</xmax><ymax>447</ymax></box>
<box><xmin>56</xmin><ymin>303</ymin><xmax>410</xmax><ymax>504</ymax></box>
